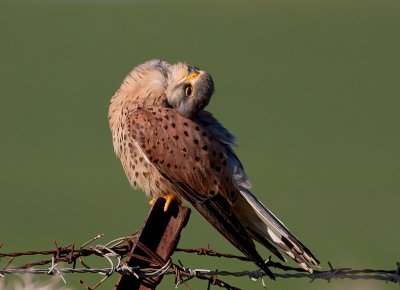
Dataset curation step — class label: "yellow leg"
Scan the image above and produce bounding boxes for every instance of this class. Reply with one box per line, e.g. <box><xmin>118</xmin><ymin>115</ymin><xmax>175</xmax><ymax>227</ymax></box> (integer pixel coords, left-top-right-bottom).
<box><xmin>149</xmin><ymin>194</ymin><xmax>178</xmax><ymax>211</ymax></box>
<box><xmin>163</xmin><ymin>193</ymin><xmax>178</xmax><ymax>212</ymax></box>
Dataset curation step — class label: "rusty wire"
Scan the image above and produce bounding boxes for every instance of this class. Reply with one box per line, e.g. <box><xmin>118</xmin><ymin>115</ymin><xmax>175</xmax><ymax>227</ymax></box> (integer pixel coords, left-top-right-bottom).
<box><xmin>1</xmin><ymin>235</ymin><xmax>399</xmax><ymax>290</ymax></box>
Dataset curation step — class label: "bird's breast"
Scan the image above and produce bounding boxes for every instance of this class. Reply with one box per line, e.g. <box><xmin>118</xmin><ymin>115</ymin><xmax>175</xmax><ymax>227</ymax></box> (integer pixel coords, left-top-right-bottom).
<box><xmin>112</xmin><ymin>122</ymin><xmax>178</xmax><ymax>199</ymax></box>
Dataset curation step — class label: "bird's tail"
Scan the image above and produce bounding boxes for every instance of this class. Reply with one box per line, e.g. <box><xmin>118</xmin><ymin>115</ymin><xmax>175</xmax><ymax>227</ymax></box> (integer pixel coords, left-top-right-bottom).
<box><xmin>237</xmin><ymin>190</ymin><xmax>320</xmax><ymax>272</ymax></box>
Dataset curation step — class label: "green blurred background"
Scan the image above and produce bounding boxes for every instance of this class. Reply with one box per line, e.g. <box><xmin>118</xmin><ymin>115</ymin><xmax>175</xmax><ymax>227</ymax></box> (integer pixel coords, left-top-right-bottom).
<box><xmin>1</xmin><ymin>1</ymin><xmax>399</xmax><ymax>289</ymax></box>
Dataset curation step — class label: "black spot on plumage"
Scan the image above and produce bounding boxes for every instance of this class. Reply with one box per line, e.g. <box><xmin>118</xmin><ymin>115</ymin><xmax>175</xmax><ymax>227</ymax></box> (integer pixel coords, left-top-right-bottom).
<box><xmin>164</xmin><ymin>115</ymin><xmax>169</xmax><ymax>120</ymax></box>
<box><xmin>202</xmin><ymin>145</ymin><xmax>208</xmax><ymax>151</ymax></box>
<box><xmin>171</xmin><ymin>123</ymin><xmax>176</xmax><ymax>128</ymax></box>
<box><xmin>173</xmin><ymin>135</ymin><xmax>179</xmax><ymax>140</ymax></box>
<box><xmin>195</xmin><ymin>156</ymin><xmax>200</xmax><ymax>161</ymax></box>
<box><xmin>184</xmin><ymin>131</ymin><xmax>189</xmax><ymax>137</ymax></box>
<box><xmin>194</xmin><ymin>139</ymin><xmax>199</xmax><ymax>144</ymax></box>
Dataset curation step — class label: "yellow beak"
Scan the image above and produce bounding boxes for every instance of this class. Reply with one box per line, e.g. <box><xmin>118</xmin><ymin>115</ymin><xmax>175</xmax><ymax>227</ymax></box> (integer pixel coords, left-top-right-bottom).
<box><xmin>186</xmin><ymin>70</ymin><xmax>200</xmax><ymax>81</ymax></box>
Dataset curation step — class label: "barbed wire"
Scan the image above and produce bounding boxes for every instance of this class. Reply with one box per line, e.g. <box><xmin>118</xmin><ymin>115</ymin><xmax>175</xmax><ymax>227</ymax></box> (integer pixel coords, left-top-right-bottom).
<box><xmin>1</xmin><ymin>234</ymin><xmax>399</xmax><ymax>290</ymax></box>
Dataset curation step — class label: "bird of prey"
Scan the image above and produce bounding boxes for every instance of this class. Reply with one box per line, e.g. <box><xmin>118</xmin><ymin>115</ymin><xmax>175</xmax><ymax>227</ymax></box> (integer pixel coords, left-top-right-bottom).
<box><xmin>108</xmin><ymin>59</ymin><xmax>319</xmax><ymax>278</ymax></box>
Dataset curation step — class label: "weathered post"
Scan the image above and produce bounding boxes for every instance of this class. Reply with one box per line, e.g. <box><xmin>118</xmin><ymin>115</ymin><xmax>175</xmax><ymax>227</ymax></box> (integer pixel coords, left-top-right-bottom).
<box><xmin>115</xmin><ymin>198</ymin><xmax>191</xmax><ymax>290</ymax></box>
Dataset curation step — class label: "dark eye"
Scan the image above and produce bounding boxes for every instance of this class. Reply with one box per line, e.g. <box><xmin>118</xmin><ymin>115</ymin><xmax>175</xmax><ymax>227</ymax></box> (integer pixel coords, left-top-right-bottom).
<box><xmin>185</xmin><ymin>85</ymin><xmax>193</xmax><ymax>97</ymax></box>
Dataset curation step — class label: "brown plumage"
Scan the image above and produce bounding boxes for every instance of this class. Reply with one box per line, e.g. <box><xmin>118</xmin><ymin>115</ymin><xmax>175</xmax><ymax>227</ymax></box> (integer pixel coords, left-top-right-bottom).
<box><xmin>108</xmin><ymin>59</ymin><xmax>320</xmax><ymax>278</ymax></box>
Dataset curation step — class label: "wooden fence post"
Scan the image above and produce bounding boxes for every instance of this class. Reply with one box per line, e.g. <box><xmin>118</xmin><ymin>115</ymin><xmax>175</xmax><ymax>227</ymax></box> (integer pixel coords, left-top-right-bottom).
<box><xmin>114</xmin><ymin>198</ymin><xmax>191</xmax><ymax>290</ymax></box>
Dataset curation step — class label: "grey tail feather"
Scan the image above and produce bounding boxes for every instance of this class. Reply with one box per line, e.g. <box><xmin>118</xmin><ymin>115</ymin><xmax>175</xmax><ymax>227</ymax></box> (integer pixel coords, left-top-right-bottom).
<box><xmin>241</xmin><ymin>190</ymin><xmax>320</xmax><ymax>271</ymax></box>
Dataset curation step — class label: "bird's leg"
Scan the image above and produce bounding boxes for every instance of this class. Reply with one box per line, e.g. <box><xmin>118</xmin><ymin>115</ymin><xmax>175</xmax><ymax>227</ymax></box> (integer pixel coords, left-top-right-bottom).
<box><xmin>163</xmin><ymin>193</ymin><xmax>178</xmax><ymax>212</ymax></box>
<box><xmin>148</xmin><ymin>194</ymin><xmax>179</xmax><ymax>212</ymax></box>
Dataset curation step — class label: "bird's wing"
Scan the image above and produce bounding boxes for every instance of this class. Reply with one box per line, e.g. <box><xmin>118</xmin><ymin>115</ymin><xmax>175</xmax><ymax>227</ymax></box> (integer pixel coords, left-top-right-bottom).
<box><xmin>127</xmin><ymin>107</ymin><xmax>274</xmax><ymax>278</ymax></box>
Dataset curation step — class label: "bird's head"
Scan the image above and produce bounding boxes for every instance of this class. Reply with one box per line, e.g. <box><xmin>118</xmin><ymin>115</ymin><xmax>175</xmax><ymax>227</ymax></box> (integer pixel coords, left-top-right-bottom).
<box><xmin>166</xmin><ymin>62</ymin><xmax>215</xmax><ymax>119</ymax></box>
<box><xmin>110</xmin><ymin>59</ymin><xmax>214</xmax><ymax>120</ymax></box>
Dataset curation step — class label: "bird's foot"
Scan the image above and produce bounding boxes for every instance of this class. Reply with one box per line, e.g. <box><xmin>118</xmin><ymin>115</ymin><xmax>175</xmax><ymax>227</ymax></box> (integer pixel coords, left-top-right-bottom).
<box><xmin>148</xmin><ymin>194</ymin><xmax>179</xmax><ymax>212</ymax></box>
<box><xmin>163</xmin><ymin>193</ymin><xmax>178</xmax><ymax>212</ymax></box>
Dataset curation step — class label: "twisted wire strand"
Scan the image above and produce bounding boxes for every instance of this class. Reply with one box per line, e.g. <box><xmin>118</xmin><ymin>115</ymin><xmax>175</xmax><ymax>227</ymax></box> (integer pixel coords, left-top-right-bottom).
<box><xmin>1</xmin><ymin>236</ymin><xmax>399</xmax><ymax>289</ymax></box>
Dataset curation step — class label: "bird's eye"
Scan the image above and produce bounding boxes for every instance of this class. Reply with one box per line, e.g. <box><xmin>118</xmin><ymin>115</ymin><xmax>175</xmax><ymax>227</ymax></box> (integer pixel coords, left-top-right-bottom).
<box><xmin>185</xmin><ymin>85</ymin><xmax>193</xmax><ymax>97</ymax></box>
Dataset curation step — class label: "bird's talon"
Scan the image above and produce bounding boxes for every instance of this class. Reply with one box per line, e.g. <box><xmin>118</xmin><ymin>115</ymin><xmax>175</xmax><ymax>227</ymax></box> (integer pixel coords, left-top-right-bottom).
<box><xmin>163</xmin><ymin>194</ymin><xmax>176</xmax><ymax>212</ymax></box>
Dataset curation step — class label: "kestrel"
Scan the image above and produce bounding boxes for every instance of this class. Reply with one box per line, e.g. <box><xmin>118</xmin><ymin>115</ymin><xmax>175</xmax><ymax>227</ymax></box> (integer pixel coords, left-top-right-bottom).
<box><xmin>108</xmin><ymin>59</ymin><xmax>319</xmax><ymax>278</ymax></box>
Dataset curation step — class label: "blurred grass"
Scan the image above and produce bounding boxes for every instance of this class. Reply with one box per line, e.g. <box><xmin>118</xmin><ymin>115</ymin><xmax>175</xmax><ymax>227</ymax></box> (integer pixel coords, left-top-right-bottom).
<box><xmin>0</xmin><ymin>1</ymin><xmax>399</xmax><ymax>289</ymax></box>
